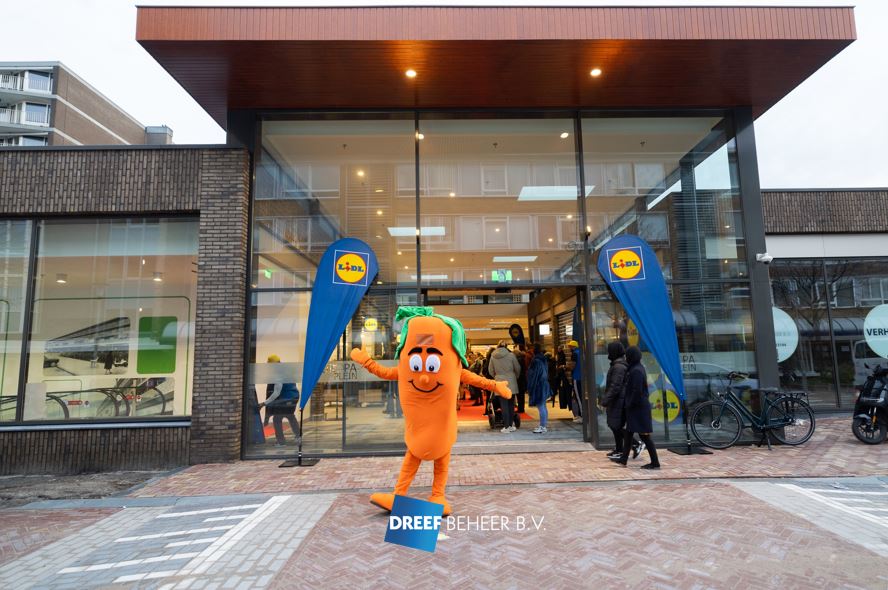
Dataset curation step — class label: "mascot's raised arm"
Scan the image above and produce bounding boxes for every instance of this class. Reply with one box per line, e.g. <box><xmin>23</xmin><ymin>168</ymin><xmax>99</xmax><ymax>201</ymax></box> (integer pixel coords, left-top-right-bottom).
<box><xmin>350</xmin><ymin>306</ymin><xmax>511</xmax><ymax>516</ymax></box>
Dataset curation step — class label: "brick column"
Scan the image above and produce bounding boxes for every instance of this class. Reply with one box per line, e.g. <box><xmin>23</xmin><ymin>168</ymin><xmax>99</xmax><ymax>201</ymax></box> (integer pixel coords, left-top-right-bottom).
<box><xmin>190</xmin><ymin>150</ymin><xmax>251</xmax><ymax>463</ymax></box>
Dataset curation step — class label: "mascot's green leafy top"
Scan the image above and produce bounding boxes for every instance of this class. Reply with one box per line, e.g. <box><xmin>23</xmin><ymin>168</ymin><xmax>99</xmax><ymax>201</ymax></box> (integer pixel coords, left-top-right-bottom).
<box><xmin>393</xmin><ymin>306</ymin><xmax>468</xmax><ymax>367</ymax></box>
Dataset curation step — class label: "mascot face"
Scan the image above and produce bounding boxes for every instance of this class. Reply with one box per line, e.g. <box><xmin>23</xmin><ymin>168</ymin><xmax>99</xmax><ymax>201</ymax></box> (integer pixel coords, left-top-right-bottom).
<box><xmin>397</xmin><ymin>315</ymin><xmax>462</xmax><ymax>402</ymax></box>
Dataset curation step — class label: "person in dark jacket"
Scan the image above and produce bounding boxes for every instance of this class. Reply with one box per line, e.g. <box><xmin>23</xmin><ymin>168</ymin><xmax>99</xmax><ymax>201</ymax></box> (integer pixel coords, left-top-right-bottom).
<box><xmin>527</xmin><ymin>343</ymin><xmax>552</xmax><ymax>434</ymax></box>
<box><xmin>610</xmin><ymin>346</ymin><xmax>660</xmax><ymax>469</ymax></box>
<box><xmin>513</xmin><ymin>344</ymin><xmax>527</xmax><ymax>414</ymax></box>
<box><xmin>600</xmin><ymin>341</ymin><xmax>641</xmax><ymax>459</ymax></box>
<box><xmin>545</xmin><ymin>352</ymin><xmax>558</xmax><ymax>408</ymax></box>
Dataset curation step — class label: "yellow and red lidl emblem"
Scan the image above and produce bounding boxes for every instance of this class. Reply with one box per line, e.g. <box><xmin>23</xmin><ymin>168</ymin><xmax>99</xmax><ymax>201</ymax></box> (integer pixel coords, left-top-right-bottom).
<box><xmin>333</xmin><ymin>251</ymin><xmax>369</xmax><ymax>286</ymax></box>
<box><xmin>608</xmin><ymin>247</ymin><xmax>644</xmax><ymax>281</ymax></box>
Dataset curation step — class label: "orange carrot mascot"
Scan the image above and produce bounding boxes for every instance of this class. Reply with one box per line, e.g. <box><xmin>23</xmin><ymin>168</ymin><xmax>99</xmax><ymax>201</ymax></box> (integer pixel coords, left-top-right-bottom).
<box><xmin>350</xmin><ymin>306</ymin><xmax>511</xmax><ymax>516</ymax></box>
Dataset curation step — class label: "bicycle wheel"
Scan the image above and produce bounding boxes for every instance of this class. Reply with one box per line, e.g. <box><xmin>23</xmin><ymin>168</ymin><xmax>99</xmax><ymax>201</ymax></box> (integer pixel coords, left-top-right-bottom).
<box><xmin>767</xmin><ymin>396</ymin><xmax>815</xmax><ymax>445</ymax></box>
<box><xmin>690</xmin><ymin>401</ymin><xmax>743</xmax><ymax>449</ymax></box>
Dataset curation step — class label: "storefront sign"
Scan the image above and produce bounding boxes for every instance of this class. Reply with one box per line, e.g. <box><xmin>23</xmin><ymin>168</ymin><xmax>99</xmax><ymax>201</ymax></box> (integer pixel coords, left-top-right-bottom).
<box><xmin>772</xmin><ymin>307</ymin><xmax>799</xmax><ymax>363</ymax></box>
<box><xmin>364</xmin><ymin>317</ymin><xmax>378</xmax><ymax>332</ymax></box>
<box><xmin>864</xmin><ymin>304</ymin><xmax>888</xmax><ymax>358</ymax></box>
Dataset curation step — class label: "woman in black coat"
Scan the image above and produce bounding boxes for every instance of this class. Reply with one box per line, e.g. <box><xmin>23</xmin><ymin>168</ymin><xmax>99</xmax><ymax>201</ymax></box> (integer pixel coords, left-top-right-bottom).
<box><xmin>610</xmin><ymin>346</ymin><xmax>660</xmax><ymax>469</ymax></box>
<box><xmin>600</xmin><ymin>341</ymin><xmax>641</xmax><ymax>459</ymax></box>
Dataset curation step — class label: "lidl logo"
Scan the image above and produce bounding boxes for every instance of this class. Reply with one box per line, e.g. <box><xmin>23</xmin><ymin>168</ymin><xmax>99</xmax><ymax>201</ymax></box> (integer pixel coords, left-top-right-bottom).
<box><xmin>607</xmin><ymin>247</ymin><xmax>645</xmax><ymax>282</ymax></box>
<box><xmin>333</xmin><ymin>250</ymin><xmax>369</xmax><ymax>286</ymax></box>
<box><xmin>650</xmin><ymin>388</ymin><xmax>681</xmax><ymax>423</ymax></box>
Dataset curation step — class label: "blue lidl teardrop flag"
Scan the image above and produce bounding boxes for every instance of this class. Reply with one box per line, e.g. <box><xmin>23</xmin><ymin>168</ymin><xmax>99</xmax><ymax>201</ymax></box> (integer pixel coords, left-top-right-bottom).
<box><xmin>299</xmin><ymin>238</ymin><xmax>378</xmax><ymax>410</ymax></box>
<box><xmin>596</xmin><ymin>235</ymin><xmax>685</xmax><ymax>401</ymax></box>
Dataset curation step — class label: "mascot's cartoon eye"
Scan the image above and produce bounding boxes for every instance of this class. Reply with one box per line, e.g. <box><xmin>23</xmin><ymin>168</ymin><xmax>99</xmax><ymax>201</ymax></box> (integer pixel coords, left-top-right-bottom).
<box><xmin>425</xmin><ymin>355</ymin><xmax>441</xmax><ymax>373</ymax></box>
<box><xmin>409</xmin><ymin>354</ymin><xmax>423</xmax><ymax>372</ymax></box>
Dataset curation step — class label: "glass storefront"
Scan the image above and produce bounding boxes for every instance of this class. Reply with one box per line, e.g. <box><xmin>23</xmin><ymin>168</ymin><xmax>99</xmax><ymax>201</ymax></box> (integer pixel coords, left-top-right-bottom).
<box><xmin>0</xmin><ymin>217</ymin><xmax>198</xmax><ymax>423</ymax></box>
<box><xmin>772</xmin><ymin>257</ymin><xmax>888</xmax><ymax>409</ymax></box>
<box><xmin>0</xmin><ymin>220</ymin><xmax>31</xmax><ymax>422</ymax></box>
<box><xmin>246</xmin><ymin>110</ymin><xmax>758</xmax><ymax>455</ymax></box>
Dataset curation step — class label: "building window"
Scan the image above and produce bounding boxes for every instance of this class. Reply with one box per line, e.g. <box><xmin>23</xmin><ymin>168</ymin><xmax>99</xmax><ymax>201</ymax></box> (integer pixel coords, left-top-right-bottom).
<box><xmin>21</xmin><ymin>136</ymin><xmax>48</xmax><ymax>146</ymax></box>
<box><xmin>0</xmin><ymin>220</ymin><xmax>32</xmax><ymax>422</ymax></box>
<box><xmin>21</xmin><ymin>217</ymin><xmax>198</xmax><ymax>421</ymax></box>
<box><xmin>25</xmin><ymin>71</ymin><xmax>52</xmax><ymax>93</ymax></box>
<box><xmin>23</xmin><ymin>103</ymin><xmax>50</xmax><ymax>126</ymax></box>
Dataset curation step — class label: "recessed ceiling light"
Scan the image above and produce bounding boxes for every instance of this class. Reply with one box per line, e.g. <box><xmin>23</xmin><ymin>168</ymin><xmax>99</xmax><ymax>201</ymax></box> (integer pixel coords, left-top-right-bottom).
<box><xmin>405</xmin><ymin>69</ymin><xmax>417</xmax><ymax>78</ymax></box>
<box><xmin>376</xmin><ymin>210</ymin><xmax>383</xmax><ymax>215</ymax></box>
<box><xmin>55</xmin><ymin>273</ymin><xmax>67</xmax><ymax>284</ymax></box>
<box><xmin>449</xmin><ymin>192</ymin><xmax>455</xmax><ymax>197</ymax></box>
<box><xmin>138</xmin><ymin>307</ymin><xmax>143</xmax><ymax>312</ymax></box>
<box><xmin>397</xmin><ymin>251</ymin><xmax>402</xmax><ymax>255</ymax></box>
<box><xmin>357</xmin><ymin>170</ymin><xmax>365</xmax><ymax>177</ymax></box>
<box><xmin>376</xmin><ymin>235</ymin><xmax>382</xmax><ymax>239</ymax></box>
<box><xmin>547</xmin><ymin>237</ymin><xmax>554</xmax><ymax>243</ymax></box>
<box><xmin>416</xmin><ymin>132</ymin><xmax>425</xmax><ymax>140</ymax></box>
<box><xmin>404</xmin><ymin>265</ymin><xmax>408</xmax><ymax>270</ymax></box>
<box><xmin>567</xmin><ymin>214</ymin><xmax>573</xmax><ymax>219</ymax></box>
<box><xmin>560</xmin><ymin>132</ymin><xmax>569</xmax><ymax>139</ymax></box>
<box><xmin>494</xmin><ymin>227</ymin><xmax>501</xmax><ymax>233</ymax></box>
<box><xmin>377</xmin><ymin>280</ymin><xmax>383</xmax><ymax>285</ymax></box>
<box><xmin>153</xmin><ymin>272</ymin><xmax>164</xmax><ymax>282</ymax></box>
<box><xmin>524</xmin><ymin>267</ymin><xmax>529</xmax><ymax>271</ymax></box>
<box><xmin>725</xmin><ymin>224</ymin><xmax>731</xmax><ymax>229</ymax></box>
<box><xmin>141</xmin><ymin>258</ymin><xmax>146</xmax><ymax>265</ymax></box>
<box><xmin>590</xmin><ymin>68</ymin><xmax>602</xmax><ymax>77</ymax></box>
<box><xmin>375</xmin><ymin>188</ymin><xmax>384</xmax><ymax>193</ymax></box>
<box><xmin>449</xmin><ymin>258</ymin><xmax>454</xmax><ymax>262</ymax></box>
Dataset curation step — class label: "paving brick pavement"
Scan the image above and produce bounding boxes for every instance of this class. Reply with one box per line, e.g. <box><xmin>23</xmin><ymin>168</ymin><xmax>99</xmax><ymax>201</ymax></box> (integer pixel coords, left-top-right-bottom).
<box><xmin>132</xmin><ymin>418</ymin><xmax>888</xmax><ymax>498</ymax></box>
<box><xmin>269</xmin><ymin>481</ymin><xmax>888</xmax><ymax>590</ymax></box>
<box><xmin>0</xmin><ymin>508</ymin><xmax>119</xmax><ymax>567</ymax></box>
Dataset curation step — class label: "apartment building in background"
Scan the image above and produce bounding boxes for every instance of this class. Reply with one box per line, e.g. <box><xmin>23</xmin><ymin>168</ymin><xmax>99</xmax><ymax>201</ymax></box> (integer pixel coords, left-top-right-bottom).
<box><xmin>0</xmin><ymin>62</ymin><xmax>172</xmax><ymax>146</ymax></box>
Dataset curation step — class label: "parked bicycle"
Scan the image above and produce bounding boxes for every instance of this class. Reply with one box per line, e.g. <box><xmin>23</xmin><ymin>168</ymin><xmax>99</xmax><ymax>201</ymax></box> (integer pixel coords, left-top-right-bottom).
<box><xmin>690</xmin><ymin>371</ymin><xmax>815</xmax><ymax>450</ymax></box>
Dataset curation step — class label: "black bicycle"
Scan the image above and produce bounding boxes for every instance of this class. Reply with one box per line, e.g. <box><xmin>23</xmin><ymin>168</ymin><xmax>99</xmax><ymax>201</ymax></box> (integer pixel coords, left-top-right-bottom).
<box><xmin>690</xmin><ymin>371</ymin><xmax>816</xmax><ymax>450</ymax></box>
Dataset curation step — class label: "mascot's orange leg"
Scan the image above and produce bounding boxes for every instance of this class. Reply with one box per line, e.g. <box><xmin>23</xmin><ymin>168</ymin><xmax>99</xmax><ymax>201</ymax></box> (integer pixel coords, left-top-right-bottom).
<box><xmin>429</xmin><ymin>451</ymin><xmax>452</xmax><ymax>516</ymax></box>
<box><xmin>370</xmin><ymin>451</ymin><xmax>422</xmax><ymax>512</ymax></box>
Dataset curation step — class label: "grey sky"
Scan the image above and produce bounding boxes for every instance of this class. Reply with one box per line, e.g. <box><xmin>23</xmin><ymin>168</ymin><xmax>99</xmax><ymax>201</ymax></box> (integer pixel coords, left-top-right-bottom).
<box><xmin>5</xmin><ymin>0</ymin><xmax>885</xmax><ymax>189</ymax></box>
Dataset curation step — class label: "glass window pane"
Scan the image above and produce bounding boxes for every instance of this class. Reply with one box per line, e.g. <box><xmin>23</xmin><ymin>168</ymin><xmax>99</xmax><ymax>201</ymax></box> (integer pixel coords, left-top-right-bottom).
<box><xmin>245</xmin><ymin>288</ymin><xmax>416</xmax><ymax>457</ymax></box>
<box><xmin>25</xmin><ymin>218</ymin><xmax>198</xmax><ymax>421</ymax></box>
<box><xmin>254</xmin><ymin>115</ymin><xmax>417</xmax><ymax>288</ymax></box>
<box><xmin>583</xmin><ymin>116</ymin><xmax>746</xmax><ymax>281</ymax></box>
<box><xmin>825</xmin><ymin>259</ymin><xmax>888</xmax><ymax>408</ymax></box>
<box><xmin>591</xmin><ymin>282</ymin><xmax>756</xmax><ymax>447</ymax></box>
<box><xmin>417</xmin><ymin>115</ymin><xmax>582</xmax><ymax>286</ymax></box>
<box><xmin>0</xmin><ymin>220</ymin><xmax>31</xmax><ymax>422</ymax></box>
<box><xmin>770</xmin><ymin>259</ymin><xmax>838</xmax><ymax>408</ymax></box>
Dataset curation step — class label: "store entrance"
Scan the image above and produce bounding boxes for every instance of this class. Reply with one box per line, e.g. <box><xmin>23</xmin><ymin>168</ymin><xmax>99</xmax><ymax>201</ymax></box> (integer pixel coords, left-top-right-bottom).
<box><xmin>424</xmin><ymin>287</ymin><xmax>590</xmax><ymax>454</ymax></box>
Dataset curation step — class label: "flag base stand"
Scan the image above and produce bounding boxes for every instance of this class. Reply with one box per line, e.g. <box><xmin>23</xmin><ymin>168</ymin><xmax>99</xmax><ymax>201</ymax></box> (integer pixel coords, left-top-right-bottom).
<box><xmin>279</xmin><ymin>408</ymin><xmax>320</xmax><ymax>467</ymax></box>
<box><xmin>667</xmin><ymin>399</ymin><xmax>712</xmax><ymax>455</ymax></box>
<box><xmin>668</xmin><ymin>445</ymin><xmax>711</xmax><ymax>456</ymax></box>
<box><xmin>279</xmin><ymin>457</ymin><xmax>320</xmax><ymax>467</ymax></box>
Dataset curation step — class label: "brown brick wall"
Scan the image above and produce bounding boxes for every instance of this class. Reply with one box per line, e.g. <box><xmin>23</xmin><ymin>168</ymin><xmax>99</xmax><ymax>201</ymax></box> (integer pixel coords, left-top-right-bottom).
<box><xmin>0</xmin><ymin>147</ymin><xmax>250</xmax><ymax>473</ymax></box>
<box><xmin>53</xmin><ymin>67</ymin><xmax>146</xmax><ymax>145</ymax></box>
<box><xmin>0</xmin><ymin>426</ymin><xmax>190</xmax><ymax>475</ymax></box>
<box><xmin>762</xmin><ymin>189</ymin><xmax>888</xmax><ymax>234</ymax></box>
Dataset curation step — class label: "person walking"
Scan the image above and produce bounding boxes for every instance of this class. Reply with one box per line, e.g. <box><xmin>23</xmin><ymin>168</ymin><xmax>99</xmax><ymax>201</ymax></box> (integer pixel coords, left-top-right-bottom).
<box><xmin>527</xmin><ymin>343</ymin><xmax>552</xmax><ymax>434</ymax></box>
<box><xmin>490</xmin><ymin>340</ymin><xmax>520</xmax><ymax>433</ymax></box>
<box><xmin>260</xmin><ymin>354</ymin><xmax>301</xmax><ymax>447</ymax></box>
<box><xmin>610</xmin><ymin>346</ymin><xmax>660</xmax><ymax>469</ymax></box>
<box><xmin>600</xmin><ymin>341</ymin><xmax>642</xmax><ymax>459</ymax></box>
<box><xmin>566</xmin><ymin>340</ymin><xmax>583</xmax><ymax>423</ymax></box>
<box><xmin>513</xmin><ymin>344</ymin><xmax>528</xmax><ymax>414</ymax></box>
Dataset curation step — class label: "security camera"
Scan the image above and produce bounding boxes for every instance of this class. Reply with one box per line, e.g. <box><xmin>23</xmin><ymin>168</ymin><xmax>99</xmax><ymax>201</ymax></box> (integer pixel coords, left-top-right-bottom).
<box><xmin>756</xmin><ymin>253</ymin><xmax>774</xmax><ymax>265</ymax></box>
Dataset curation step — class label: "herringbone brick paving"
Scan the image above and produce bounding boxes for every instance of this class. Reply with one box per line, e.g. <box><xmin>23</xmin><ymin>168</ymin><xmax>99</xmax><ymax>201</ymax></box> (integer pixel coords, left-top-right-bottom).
<box><xmin>132</xmin><ymin>418</ymin><xmax>888</xmax><ymax>498</ymax></box>
<box><xmin>270</xmin><ymin>482</ymin><xmax>888</xmax><ymax>590</ymax></box>
<box><xmin>0</xmin><ymin>509</ymin><xmax>117</xmax><ymax>567</ymax></box>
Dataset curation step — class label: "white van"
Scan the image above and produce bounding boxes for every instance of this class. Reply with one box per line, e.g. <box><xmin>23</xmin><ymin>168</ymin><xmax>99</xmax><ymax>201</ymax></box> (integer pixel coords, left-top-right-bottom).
<box><xmin>853</xmin><ymin>340</ymin><xmax>885</xmax><ymax>388</ymax></box>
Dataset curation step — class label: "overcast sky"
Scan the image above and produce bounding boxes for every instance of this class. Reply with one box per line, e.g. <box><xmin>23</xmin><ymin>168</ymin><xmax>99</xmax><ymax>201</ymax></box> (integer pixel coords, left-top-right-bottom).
<box><xmin>5</xmin><ymin>0</ymin><xmax>886</xmax><ymax>189</ymax></box>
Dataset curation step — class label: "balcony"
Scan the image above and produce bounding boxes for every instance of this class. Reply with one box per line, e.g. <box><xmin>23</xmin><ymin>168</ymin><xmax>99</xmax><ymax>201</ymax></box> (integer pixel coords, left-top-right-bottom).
<box><xmin>0</xmin><ymin>105</ymin><xmax>50</xmax><ymax>128</ymax></box>
<box><xmin>0</xmin><ymin>74</ymin><xmax>23</xmax><ymax>91</ymax></box>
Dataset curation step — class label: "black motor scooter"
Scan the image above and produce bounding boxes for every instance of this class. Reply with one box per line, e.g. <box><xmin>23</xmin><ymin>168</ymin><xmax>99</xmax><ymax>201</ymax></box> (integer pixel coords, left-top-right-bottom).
<box><xmin>852</xmin><ymin>364</ymin><xmax>888</xmax><ymax>444</ymax></box>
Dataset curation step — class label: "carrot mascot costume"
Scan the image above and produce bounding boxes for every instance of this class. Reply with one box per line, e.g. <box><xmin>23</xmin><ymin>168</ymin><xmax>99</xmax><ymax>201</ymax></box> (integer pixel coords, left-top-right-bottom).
<box><xmin>350</xmin><ymin>306</ymin><xmax>511</xmax><ymax>516</ymax></box>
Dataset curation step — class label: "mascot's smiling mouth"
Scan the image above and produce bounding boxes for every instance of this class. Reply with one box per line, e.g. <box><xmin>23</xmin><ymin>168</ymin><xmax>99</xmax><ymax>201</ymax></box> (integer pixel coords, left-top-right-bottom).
<box><xmin>408</xmin><ymin>380</ymin><xmax>443</xmax><ymax>393</ymax></box>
